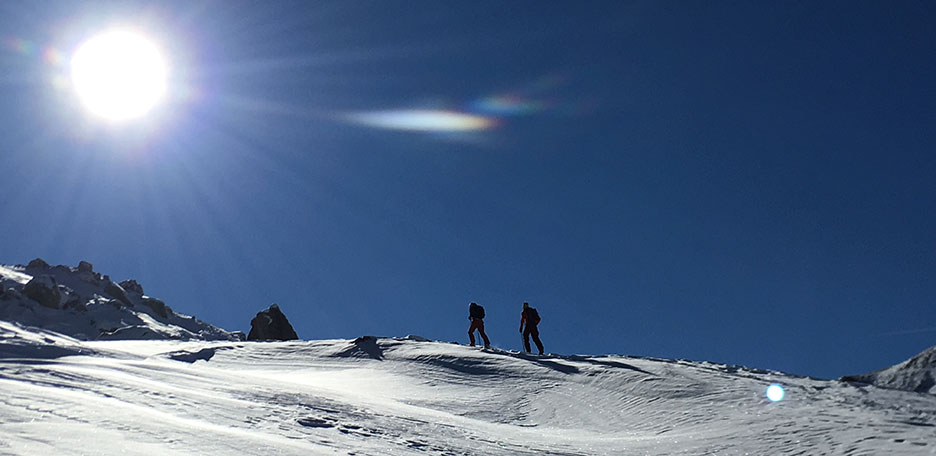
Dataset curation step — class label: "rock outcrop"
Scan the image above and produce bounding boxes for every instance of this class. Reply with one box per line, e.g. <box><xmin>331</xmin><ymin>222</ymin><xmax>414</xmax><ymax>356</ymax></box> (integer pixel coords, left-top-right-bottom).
<box><xmin>23</xmin><ymin>275</ymin><xmax>61</xmax><ymax>309</ymax></box>
<box><xmin>119</xmin><ymin>280</ymin><xmax>144</xmax><ymax>296</ymax></box>
<box><xmin>103</xmin><ymin>280</ymin><xmax>132</xmax><ymax>306</ymax></box>
<box><xmin>1</xmin><ymin>261</ymin><xmax>240</xmax><ymax>342</ymax></box>
<box><xmin>26</xmin><ymin>258</ymin><xmax>50</xmax><ymax>270</ymax></box>
<box><xmin>248</xmin><ymin>304</ymin><xmax>298</xmax><ymax>341</ymax></box>
<box><xmin>142</xmin><ymin>297</ymin><xmax>169</xmax><ymax>318</ymax></box>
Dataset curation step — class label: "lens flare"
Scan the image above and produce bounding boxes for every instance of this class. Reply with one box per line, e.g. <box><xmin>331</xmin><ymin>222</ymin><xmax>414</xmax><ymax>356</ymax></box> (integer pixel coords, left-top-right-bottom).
<box><xmin>469</xmin><ymin>95</ymin><xmax>546</xmax><ymax>116</ymax></box>
<box><xmin>766</xmin><ymin>384</ymin><xmax>785</xmax><ymax>402</ymax></box>
<box><xmin>347</xmin><ymin>109</ymin><xmax>497</xmax><ymax>132</ymax></box>
<box><xmin>5</xmin><ymin>37</ymin><xmax>37</xmax><ymax>56</ymax></box>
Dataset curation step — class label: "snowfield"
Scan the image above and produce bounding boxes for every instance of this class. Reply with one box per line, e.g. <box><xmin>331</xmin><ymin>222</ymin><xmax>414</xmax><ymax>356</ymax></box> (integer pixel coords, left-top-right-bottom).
<box><xmin>1</xmin><ymin>321</ymin><xmax>934</xmax><ymax>455</ymax></box>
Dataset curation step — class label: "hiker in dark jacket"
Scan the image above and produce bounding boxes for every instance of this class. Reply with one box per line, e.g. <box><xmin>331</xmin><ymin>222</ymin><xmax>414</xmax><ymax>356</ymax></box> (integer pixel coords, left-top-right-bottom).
<box><xmin>468</xmin><ymin>302</ymin><xmax>490</xmax><ymax>348</ymax></box>
<box><xmin>519</xmin><ymin>302</ymin><xmax>544</xmax><ymax>355</ymax></box>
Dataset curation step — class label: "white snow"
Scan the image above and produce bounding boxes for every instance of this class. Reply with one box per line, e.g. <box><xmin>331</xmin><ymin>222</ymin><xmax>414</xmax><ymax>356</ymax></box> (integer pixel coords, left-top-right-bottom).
<box><xmin>1</xmin><ymin>324</ymin><xmax>935</xmax><ymax>455</ymax></box>
<box><xmin>0</xmin><ymin>266</ymin><xmax>32</xmax><ymax>285</ymax></box>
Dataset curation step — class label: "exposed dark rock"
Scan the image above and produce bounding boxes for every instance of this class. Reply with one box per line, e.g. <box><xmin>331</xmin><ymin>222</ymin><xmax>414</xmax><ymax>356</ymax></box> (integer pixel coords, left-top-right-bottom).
<box><xmin>103</xmin><ymin>280</ymin><xmax>132</xmax><ymax>306</ymax></box>
<box><xmin>77</xmin><ymin>261</ymin><xmax>94</xmax><ymax>273</ymax></box>
<box><xmin>1</xmin><ymin>286</ymin><xmax>22</xmax><ymax>301</ymax></box>
<box><xmin>247</xmin><ymin>304</ymin><xmax>298</xmax><ymax>341</ymax></box>
<box><xmin>24</xmin><ymin>275</ymin><xmax>61</xmax><ymax>309</ymax></box>
<box><xmin>120</xmin><ymin>280</ymin><xmax>144</xmax><ymax>296</ymax></box>
<box><xmin>142</xmin><ymin>297</ymin><xmax>169</xmax><ymax>318</ymax></box>
<box><xmin>168</xmin><ymin>348</ymin><xmax>219</xmax><ymax>363</ymax></box>
<box><xmin>63</xmin><ymin>295</ymin><xmax>87</xmax><ymax>311</ymax></box>
<box><xmin>26</xmin><ymin>258</ymin><xmax>50</xmax><ymax>270</ymax></box>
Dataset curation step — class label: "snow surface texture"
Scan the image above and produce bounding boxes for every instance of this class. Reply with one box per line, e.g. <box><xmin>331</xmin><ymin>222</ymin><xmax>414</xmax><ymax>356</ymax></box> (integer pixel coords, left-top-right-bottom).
<box><xmin>0</xmin><ymin>263</ymin><xmax>239</xmax><ymax>341</ymax></box>
<box><xmin>844</xmin><ymin>345</ymin><xmax>936</xmax><ymax>394</ymax></box>
<box><xmin>1</xmin><ymin>326</ymin><xmax>934</xmax><ymax>455</ymax></box>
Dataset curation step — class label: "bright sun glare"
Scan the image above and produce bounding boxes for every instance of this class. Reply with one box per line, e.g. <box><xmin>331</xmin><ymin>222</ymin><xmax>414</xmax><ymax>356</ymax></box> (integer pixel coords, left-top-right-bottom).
<box><xmin>70</xmin><ymin>30</ymin><xmax>168</xmax><ymax>122</ymax></box>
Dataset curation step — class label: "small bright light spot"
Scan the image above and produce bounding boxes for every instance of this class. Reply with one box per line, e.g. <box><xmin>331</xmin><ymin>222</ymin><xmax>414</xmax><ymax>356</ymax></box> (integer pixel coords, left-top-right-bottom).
<box><xmin>766</xmin><ymin>384</ymin><xmax>785</xmax><ymax>402</ymax></box>
<box><xmin>70</xmin><ymin>30</ymin><xmax>168</xmax><ymax>121</ymax></box>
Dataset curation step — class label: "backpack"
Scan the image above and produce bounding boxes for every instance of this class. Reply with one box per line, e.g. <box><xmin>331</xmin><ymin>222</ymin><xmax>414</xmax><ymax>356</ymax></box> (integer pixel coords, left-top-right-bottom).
<box><xmin>524</xmin><ymin>307</ymin><xmax>540</xmax><ymax>324</ymax></box>
<box><xmin>470</xmin><ymin>304</ymin><xmax>485</xmax><ymax>319</ymax></box>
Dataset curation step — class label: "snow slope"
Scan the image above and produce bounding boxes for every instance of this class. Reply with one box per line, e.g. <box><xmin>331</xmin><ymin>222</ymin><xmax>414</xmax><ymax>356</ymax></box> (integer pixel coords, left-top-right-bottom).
<box><xmin>1</xmin><ymin>323</ymin><xmax>934</xmax><ymax>455</ymax></box>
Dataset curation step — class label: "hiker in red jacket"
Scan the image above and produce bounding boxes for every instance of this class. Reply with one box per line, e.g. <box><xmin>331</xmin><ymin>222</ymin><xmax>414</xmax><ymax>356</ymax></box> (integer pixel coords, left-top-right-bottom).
<box><xmin>468</xmin><ymin>302</ymin><xmax>490</xmax><ymax>348</ymax></box>
<box><xmin>519</xmin><ymin>302</ymin><xmax>544</xmax><ymax>355</ymax></box>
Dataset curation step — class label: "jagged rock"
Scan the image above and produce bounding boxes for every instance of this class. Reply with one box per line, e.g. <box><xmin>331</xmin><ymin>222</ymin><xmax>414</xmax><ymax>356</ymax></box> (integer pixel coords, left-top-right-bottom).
<box><xmin>120</xmin><ymin>280</ymin><xmax>144</xmax><ymax>296</ymax></box>
<box><xmin>77</xmin><ymin>261</ymin><xmax>93</xmax><ymax>273</ymax></box>
<box><xmin>24</xmin><ymin>275</ymin><xmax>61</xmax><ymax>309</ymax></box>
<box><xmin>142</xmin><ymin>297</ymin><xmax>169</xmax><ymax>318</ymax></box>
<box><xmin>26</xmin><ymin>258</ymin><xmax>50</xmax><ymax>270</ymax></box>
<box><xmin>247</xmin><ymin>304</ymin><xmax>298</xmax><ymax>341</ymax></box>
<box><xmin>103</xmin><ymin>281</ymin><xmax>132</xmax><ymax>306</ymax></box>
<box><xmin>63</xmin><ymin>294</ymin><xmax>86</xmax><ymax>311</ymax></box>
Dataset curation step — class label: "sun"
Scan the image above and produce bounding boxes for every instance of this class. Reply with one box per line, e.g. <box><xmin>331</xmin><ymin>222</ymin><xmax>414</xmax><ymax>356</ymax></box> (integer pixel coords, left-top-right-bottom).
<box><xmin>70</xmin><ymin>30</ymin><xmax>168</xmax><ymax>122</ymax></box>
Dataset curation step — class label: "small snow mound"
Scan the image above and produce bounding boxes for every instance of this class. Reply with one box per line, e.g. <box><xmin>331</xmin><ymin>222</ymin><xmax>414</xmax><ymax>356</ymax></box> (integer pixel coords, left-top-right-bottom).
<box><xmin>334</xmin><ymin>336</ymin><xmax>384</xmax><ymax>360</ymax></box>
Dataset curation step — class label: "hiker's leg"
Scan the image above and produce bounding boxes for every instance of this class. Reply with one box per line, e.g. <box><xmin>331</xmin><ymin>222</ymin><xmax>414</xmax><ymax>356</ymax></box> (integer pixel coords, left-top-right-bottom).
<box><xmin>478</xmin><ymin>320</ymin><xmax>490</xmax><ymax>347</ymax></box>
<box><xmin>468</xmin><ymin>320</ymin><xmax>478</xmax><ymax>346</ymax></box>
<box><xmin>531</xmin><ymin>326</ymin><xmax>544</xmax><ymax>354</ymax></box>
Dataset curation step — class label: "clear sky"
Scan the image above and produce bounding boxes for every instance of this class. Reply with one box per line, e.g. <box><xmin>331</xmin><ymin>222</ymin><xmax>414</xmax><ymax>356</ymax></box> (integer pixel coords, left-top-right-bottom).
<box><xmin>1</xmin><ymin>1</ymin><xmax>934</xmax><ymax>380</ymax></box>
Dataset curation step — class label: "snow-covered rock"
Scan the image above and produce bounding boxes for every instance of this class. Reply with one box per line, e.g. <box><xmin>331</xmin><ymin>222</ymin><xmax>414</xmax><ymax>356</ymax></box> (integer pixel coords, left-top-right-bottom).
<box><xmin>843</xmin><ymin>345</ymin><xmax>936</xmax><ymax>394</ymax></box>
<box><xmin>0</xmin><ymin>261</ymin><xmax>239</xmax><ymax>341</ymax></box>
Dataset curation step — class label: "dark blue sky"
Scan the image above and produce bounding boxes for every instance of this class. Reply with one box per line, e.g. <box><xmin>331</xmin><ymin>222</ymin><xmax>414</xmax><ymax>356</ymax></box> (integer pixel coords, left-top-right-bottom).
<box><xmin>2</xmin><ymin>1</ymin><xmax>934</xmax><ymax>379</ymax></box>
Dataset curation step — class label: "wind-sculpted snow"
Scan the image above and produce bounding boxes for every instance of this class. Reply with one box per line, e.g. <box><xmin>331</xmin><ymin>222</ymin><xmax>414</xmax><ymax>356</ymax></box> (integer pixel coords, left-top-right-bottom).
<box><xmin>0</xmin><ymin>321</ymin><xmax>100</xmax><ymax>360</ymax></box>
<box><xmin>1</xmin><ymin>332</ymin><xmax>935</xmax><ymax>455</ymax></box>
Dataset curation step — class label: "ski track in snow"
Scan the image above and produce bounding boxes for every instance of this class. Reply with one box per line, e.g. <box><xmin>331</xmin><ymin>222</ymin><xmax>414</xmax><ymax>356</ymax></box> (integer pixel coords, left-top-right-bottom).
<box><xmin>1</xmin><ymin>331</ymin><xmax>935</xmax><ymax>455</ymax></box>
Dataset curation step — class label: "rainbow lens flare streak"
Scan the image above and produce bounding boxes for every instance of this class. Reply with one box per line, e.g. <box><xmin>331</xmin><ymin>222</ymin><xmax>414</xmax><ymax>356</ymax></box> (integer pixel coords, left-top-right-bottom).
<box><xmin>469</xmin><ymin>95</ymin><xmax>546</xmax><ymax>117</ymax></box>
<box><xmin>346</xmin><ymin>109</ymin><xmax>499</xmax><ymax>132</ymax></box>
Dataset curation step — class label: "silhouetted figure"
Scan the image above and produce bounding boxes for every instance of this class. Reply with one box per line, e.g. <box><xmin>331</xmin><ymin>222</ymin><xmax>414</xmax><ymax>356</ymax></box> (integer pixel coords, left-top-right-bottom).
<box><xmin>519</xmin><ymin>302</ymin><xmax>544</xmax><ymax>355</ymax></box>
<box><xmin>468</xmin><ymin>302</ymin><xmax>490</xmax><ymax>348</ymax></box>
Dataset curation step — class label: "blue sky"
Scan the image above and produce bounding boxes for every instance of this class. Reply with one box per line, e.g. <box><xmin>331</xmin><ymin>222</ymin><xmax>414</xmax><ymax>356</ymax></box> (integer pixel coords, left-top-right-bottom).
<box><xmin>1</xmin><ymin>1</ymin><xmax>934</xmax><ymax>379</ymax></box>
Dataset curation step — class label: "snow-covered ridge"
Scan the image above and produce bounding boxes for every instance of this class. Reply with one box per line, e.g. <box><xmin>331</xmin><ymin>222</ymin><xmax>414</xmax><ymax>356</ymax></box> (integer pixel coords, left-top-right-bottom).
<box><xmin>0</xmin><ymin>259</ymin><xmax>240</xmax><ymax>341</ymax></box>
<box><xmin>843</xmin><ymin>345</ymin><xmax>936</xmax><ymax>394</ymax></box>
<box><xmin>0</xmin><ymin>330</ymin><xmax>934</xmax><ymax>455</ymax></box>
